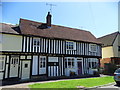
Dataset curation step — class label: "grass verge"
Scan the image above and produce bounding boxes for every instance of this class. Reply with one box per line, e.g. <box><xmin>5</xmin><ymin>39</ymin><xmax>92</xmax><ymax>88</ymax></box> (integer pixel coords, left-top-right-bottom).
<box><xmin>29</xmin><ymin>76</ymin><xmax>114</xmax><ymax>88</ymax></box>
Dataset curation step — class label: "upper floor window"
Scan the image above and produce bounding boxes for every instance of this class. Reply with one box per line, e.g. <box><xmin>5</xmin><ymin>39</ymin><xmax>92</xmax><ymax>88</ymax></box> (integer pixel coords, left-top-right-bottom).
<box><xmin>118</xmin><ymin>46</ymin><xmax>120</xmax><ymax>51</ymax></box>
<box><xmin>0</xmin><ymin>56</ymin><xmax>5</xmax><ymax>71</ymax></box>
<box><xmin>34</xmin><ymin>38</ymin><xmax>40</xmax><ymax>47</ymax></box>
<box><xmin>66</xmin><ymin>41</ymin><xmax>76</xmax><ymax>50</ymax></box>
<box><xmin>89</xmin><ymin>44</ymin><xmax>97</xmax><ymax>52</ymax></box>
<box><xmin>33</xmin><ymin>38</ymin><xmax>40</xmax><ymax>51</ymax></box>
<box><xmin>39</xmin><ymin>56</ymin><xmax>46</xmax><ymax>68</ymax></box>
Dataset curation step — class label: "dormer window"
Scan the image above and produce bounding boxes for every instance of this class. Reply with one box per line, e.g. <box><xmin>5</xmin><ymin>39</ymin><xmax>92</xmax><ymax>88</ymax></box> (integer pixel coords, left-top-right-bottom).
<box><xmin>66</xmin><ymin>41</ymin><xmax>76</xmax><ymax>50</ymax></box>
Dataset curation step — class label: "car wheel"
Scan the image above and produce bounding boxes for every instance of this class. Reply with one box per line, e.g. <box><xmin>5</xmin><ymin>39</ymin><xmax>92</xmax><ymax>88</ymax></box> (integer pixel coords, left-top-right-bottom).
<box><xmin>115</xmin><ymin>81</ymin><xmax>120</xmax><ymax>85</ymax></box>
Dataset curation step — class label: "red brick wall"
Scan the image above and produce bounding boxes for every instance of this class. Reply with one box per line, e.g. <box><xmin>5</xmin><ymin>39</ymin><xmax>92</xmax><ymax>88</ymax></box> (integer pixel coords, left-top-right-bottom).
<box><xmin>100</xmin><ymin>58</ymin><xmax>111</xmax><ymax>68</ymax></box>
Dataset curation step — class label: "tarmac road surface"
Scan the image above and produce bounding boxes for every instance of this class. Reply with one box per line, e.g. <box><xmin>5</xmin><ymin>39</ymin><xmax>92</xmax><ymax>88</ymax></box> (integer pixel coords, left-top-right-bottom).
<box><xmin>95</xmin><ymin>83</ymin><xmax>120</xmax><ymax>90</ymax></box>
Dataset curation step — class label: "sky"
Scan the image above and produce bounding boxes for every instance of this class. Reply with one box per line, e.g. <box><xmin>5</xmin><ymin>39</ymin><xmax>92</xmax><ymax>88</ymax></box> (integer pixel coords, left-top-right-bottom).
<box><xmin>1</xmin><ymin>1</ymin><xmax>119</xmax><ymax>38</ymax></box>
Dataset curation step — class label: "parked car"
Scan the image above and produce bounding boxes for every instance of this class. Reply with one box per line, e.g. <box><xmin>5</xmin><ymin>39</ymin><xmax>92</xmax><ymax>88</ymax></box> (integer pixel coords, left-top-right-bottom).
<box><xmin>114</xmin><ymin>68</ymin><xmax>120</xmax><ymax>85</ymax></box>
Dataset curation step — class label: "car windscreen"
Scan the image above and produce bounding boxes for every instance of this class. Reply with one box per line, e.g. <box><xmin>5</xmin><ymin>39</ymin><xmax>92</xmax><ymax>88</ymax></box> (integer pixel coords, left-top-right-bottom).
<box><xmin>115</xmin><ymin>69</ymin><xmax>120</xmax><ymax>73</ymax></box>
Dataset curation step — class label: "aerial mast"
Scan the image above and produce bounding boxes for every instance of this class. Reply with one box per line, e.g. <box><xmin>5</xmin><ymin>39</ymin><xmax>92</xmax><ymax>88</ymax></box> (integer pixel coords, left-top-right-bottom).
<box><xmin>46</xmin><ymin>3</ymin><xmax>56</xmax><ymax>13</ymax></box>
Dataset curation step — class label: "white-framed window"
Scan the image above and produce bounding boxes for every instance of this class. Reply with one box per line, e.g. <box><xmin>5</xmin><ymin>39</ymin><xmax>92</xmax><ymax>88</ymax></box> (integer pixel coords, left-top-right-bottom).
<box><xmin>11</xmin><ymin>56</ymin><xmax>19</xmax><ymax>66</ymax></box>
<box><xmin>0</xmin><ymin>56</ymin><xmax>5</xmax><ymax>71</ymax></box>
<box><xmin>89</xmin><ymin>44</ymin><xmax>97</xmax><ymax>52</ymax></box>
<box><xmin>88</xmin><ymin>58</ymin><xmax>98</xmax><ymax>69</ymax></box>
<box><xmin>33</xmin><ymin>38</ymin><xmax>40</xmax><ymax>51</ymax></box>
<box><xmin>66</xmin><ymin>41</ymin><xmax>76</xmax><ymax>50</ymax></box>
<box><xmin>39</xmin><ymin>56</ymin><xmax>46</xmax><ymax>68</ymax></box>
<box><xmin>65</xmin><ymin>57</ymin><xmax>74</xmax><ymax>68</ymax></box>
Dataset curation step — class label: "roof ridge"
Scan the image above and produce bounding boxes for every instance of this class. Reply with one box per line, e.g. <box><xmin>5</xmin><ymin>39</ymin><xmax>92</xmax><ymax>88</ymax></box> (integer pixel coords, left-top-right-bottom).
<box><xmin>0</xmin><ymin>23</ymin><xmax>15</xmax><ymax>26</ymax></box>
<box><xmin>98</xmin><ymin>31</ymin><xmax>119</xmax><ymax>39</ymax></box>
<box><xmin>1</xmin><ymin>18</ymin><xmax>101</xmax><ymax>44</ymax></box>
<box><xmin>20</xmin><ymin>18</ymin><xmax>89</xmax><ymax>33</ymax></box>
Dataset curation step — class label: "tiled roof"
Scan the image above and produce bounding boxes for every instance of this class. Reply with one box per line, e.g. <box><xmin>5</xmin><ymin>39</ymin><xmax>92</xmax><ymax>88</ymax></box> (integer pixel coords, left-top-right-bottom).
<box><xmin>98</xmin><ymin>31</ymin><xmax>119</xmax><ymax>47</ymax></box>
<box><xmin>0</xmin><ymin>18</ymin><xmax>101</xmax><ymax>44</ymax></box>
<box><xmin>19</xmin><ymin>18</ymin><xmax>101</xmax><ymax>44</ymax></box>
<box><xmin>0</xmin><ymin>23</ymin><xmax>19</xmax><ymax>34</ymax></box>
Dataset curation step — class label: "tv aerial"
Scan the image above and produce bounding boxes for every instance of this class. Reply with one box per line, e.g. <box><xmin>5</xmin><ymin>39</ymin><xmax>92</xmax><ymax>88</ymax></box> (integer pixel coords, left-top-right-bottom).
<box><xmin>46</xmin><ymin>3</ymin><xmax>56</xmax><ymax>13</ymax></box>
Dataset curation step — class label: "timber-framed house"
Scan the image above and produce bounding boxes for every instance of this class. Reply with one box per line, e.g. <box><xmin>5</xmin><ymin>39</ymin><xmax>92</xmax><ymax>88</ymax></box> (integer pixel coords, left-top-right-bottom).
<box><xmin>0</xmin><ymin>12</ymin><xmax>101</xmax><ymax>84</ymax></box>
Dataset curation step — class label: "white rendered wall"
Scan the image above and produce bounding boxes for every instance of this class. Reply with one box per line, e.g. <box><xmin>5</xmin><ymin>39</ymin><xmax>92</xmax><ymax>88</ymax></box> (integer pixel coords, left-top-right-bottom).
<box><xmin>2</xmin><ymin>34</ymin><xmax>22</xmax><ymax>51</ymax></box>
<box><xmin>32</xmin><ymin>56</ymin><xmax>38</xmax><ymax>75</ymax></box>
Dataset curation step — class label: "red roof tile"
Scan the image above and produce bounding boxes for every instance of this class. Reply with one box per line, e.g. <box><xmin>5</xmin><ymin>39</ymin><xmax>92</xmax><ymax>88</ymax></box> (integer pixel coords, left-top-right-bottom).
<box><xmin>0</xmin><ymin>23</ymin><xmax>19</xmax><ymax>34</ymax></box>
<box><xmin>19</xmin><ymin>18</ymin><xmax>101</xmax><ymax>44</ymax></box>
<box><xmin>0</xmin><ymin>18</ymin><xmax>101</xmax><ymax>44</ymax></box>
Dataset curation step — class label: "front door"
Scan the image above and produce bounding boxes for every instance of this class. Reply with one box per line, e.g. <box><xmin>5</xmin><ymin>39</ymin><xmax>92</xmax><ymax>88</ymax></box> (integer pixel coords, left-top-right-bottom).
<box><xmin>21</xmin><ymin>60</ymin><xmax>31</xmax><ymax>79</ymax></box>
<box><xmin>9</xmin><ymin>56</ymin><xmax>19</xmax><ymax>78</ymax></box>
<box><xmin>77</xmin><ymin>62</ymin><xmax>82</xmax><ymax>75</ymax></box>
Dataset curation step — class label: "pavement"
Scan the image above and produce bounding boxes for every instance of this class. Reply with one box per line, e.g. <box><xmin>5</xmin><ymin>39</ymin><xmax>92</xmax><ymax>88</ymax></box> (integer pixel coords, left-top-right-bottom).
<box><xmin>0</xmin><ymin>78</ymin><xmax>93</xmax><ymax>89</ymax></box>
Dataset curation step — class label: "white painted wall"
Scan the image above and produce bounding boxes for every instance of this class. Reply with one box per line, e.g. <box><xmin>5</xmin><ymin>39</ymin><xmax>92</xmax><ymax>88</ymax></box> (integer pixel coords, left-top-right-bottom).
<box><xmin>32</xmin><ymin>56</ymin><xmax>38</xmax><ymax>75</ymax></box>
<box><xmin>48</xmin><ymin>66</ymin><xmax>58</xmax><ymax>76</ymax></box>
<box><xmin>65</xmin><ymin>68</ymin><xmax>77</xmax><ymax>76</ymax></box>
<box><xmin>48</xmin><ymin>57</ymin><xmax>58</xmax><ymax>62</ymax></box>
<box><xmin>113</xmin><ymin>34</ymin><xmax>120</xmax><ymax>57</ymax></box>
<box><xmin>2</xmin><ymin>34</ymin><xmax>22</xmax><ymax>51</ymax></box>
<box><xmin>39</xmin><ymin>68</ymin><xmax>46</xmax><ymax>75</ymax></box>
<box><xmin>102</xmin><ymin>46</ymin><xmax>114</xmax><ymax>58</ymax></box>
<box><xmin>5</xmin><ymin>56</ymin><xmax>9</xmax><ymax>78</ymax></box>
<box><xmin>0</xmin><ymin>73</ymin><xmax>3</xmax><ymax>80</ymax></box>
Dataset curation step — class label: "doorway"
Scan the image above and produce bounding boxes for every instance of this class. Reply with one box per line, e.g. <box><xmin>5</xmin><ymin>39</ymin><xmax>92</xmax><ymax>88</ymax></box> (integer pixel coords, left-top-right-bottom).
<box><xmin>77</xmin><ymin>61</ymin><xmax>82</xmax><ymax>75</ymax></box>
<box><xmin>21</xmin><ymin>60</ymin><xmax>31</xmax><ymax>79</ymax></box>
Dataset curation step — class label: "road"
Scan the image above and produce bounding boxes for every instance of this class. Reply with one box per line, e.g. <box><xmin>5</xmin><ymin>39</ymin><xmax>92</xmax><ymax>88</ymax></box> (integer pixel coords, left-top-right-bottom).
<box><xmin>96</xmin><ymin>83</ymin><xmax>120</xmax><ymax>90</ymax></box>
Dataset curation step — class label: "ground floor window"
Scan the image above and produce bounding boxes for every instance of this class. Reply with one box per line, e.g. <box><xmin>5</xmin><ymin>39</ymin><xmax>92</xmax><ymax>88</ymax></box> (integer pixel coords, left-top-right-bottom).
<box><xmin>39</xmin><ymin>56</ymin><xmax>46</xmax><ymax>68</ymax></box>
<box><xmin>92</xmin><ymin>62</ymin><xmax>98</xmax><ymax>68</ymax></box>
<box><xmin>0</xmin><ymin>55</ymin><xmax>5</xmax><ymax>71</ymax></box>
<box><xmin>89</xmin><ymin>58</ymin><xmax>98</xmax><ymax>69</ymax></box>
<box><xmin>11</xmin><ymin>56</ymin><xmax>19</xmax><ymax>67</ymax></box>
<box><xmin>65</xmin><ymin>57</ymin><xmax>74</xmax><ymax>68</ymax></box>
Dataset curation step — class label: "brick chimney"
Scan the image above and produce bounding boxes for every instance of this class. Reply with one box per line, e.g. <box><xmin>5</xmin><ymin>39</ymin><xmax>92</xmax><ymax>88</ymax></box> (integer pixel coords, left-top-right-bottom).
<box><xmin>46</xmin><ymin>12</ymin><xmax>52</xmax><ymax>27</ymax></box>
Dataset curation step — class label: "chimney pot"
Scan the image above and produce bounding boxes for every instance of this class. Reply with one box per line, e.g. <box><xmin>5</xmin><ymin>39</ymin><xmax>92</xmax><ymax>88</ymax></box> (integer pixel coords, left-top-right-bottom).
<box><xmin>46</xmin><ymin>12</ymin><xmax>52</xmax><ymax>27</ymax></box>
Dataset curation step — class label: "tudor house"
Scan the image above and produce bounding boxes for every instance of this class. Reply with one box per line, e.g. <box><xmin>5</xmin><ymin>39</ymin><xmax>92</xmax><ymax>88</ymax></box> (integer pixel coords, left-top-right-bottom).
<box><xmin>98</xmin><ymin>31</ymin><xmax>120</xmax><ymax>68</ymax></box>
<box><xmin>0</xmin><ymin>12</ymin><xmax>101</xmax><ymax>83</ymax></box>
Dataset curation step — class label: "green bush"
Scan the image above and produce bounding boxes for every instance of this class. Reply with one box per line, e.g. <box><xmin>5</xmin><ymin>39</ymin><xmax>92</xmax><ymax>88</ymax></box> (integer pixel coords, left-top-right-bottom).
<box><xmin>103</xmin><ymin>63</ymin><xmax>117</xmax><ymax>75</ymax></box>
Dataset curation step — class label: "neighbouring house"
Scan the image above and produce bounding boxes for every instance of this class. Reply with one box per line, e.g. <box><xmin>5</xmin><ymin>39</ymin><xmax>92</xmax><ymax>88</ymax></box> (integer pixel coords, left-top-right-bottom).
<box><xmin>0</xmin><ymin>12</ymin><xmax>101</xmax><ymax>84</ymax></box>
<box><xmin>98</xmin><ymin>31</ymin><xmax>120</xmax><ymax>68</ymax></box>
